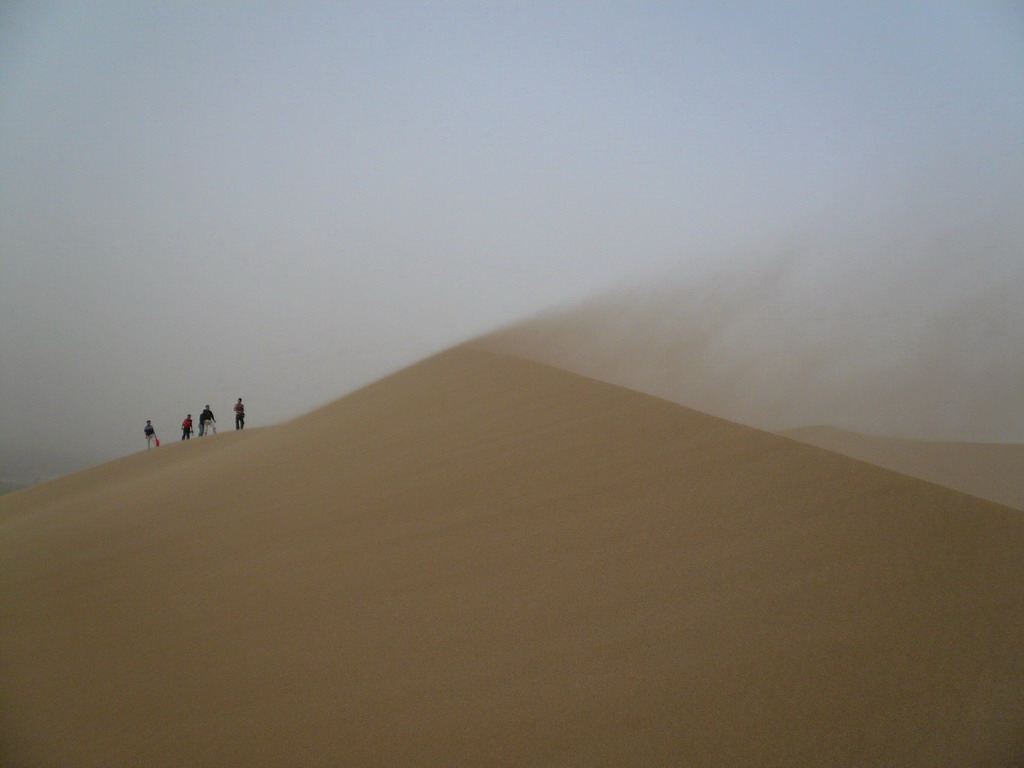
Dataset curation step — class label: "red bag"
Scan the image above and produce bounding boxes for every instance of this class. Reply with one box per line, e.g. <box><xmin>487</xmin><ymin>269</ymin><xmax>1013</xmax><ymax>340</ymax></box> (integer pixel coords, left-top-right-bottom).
<box><xmin>155</xmin><ymin>437</ymin><xmax>161</xmax><ymax>447</ymax></box>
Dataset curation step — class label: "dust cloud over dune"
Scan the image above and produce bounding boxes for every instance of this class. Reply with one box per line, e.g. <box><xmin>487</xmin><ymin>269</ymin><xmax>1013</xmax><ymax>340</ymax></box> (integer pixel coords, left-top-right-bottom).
<box><xmin>4</xmin><ymin>346</ymin><xmax>1024</xmax><ymax>766</ymax></box>
<box><xmin>480</xmin><ymin>221</ymin><xmax>1024</xmax><ymax>444</ymax></box>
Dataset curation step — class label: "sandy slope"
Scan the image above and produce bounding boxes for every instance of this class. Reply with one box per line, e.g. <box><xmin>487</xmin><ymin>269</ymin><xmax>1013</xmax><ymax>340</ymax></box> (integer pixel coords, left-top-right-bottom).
<box><xmin>783</xmin><ymin>426</ymin><xmax>1024</xmax><ymax>511</ymax></box>
<box><xmin>3</xmin><ymin>346</ymin><xmax>1024</xmax><ymax>767</ymax></box>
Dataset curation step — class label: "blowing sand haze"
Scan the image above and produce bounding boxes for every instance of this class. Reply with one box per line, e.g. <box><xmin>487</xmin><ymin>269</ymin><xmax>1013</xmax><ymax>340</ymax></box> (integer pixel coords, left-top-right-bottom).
<box><xmin>3</xmin><ymin>346</ymin><xmax>1024</xmax><ymax>766</ymax></box>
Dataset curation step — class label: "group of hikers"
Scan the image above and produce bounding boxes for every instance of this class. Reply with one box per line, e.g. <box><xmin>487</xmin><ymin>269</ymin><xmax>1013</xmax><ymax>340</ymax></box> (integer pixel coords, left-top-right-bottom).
<box><xmin>143</xmin><ymin>398</ymin><xmax>246</xmax><ymax>448</ymax></box>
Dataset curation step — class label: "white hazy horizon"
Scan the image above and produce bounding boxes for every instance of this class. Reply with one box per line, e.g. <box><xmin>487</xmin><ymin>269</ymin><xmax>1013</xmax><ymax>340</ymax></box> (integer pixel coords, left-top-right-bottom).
<box><xmin>2</xmin><ymin>2</ymin><xmax>1023</xmax><ymax>481</ymax></box>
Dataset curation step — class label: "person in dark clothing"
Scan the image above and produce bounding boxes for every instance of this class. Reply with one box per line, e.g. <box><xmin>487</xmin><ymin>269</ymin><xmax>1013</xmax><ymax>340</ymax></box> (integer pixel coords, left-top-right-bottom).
<box><xmin>234</xmin><ymin>398</ymin><xmax>245</xmax><ymax>430</ymax></box>
<box><xmin>199</xmin><ymin>405</ymin><xmax>216</xmax><ymax>436</ymax></box>
<box><xmin>144</xmin><ymin>420</ymin><xmax>157</xmax><ymax>449</ymax></box>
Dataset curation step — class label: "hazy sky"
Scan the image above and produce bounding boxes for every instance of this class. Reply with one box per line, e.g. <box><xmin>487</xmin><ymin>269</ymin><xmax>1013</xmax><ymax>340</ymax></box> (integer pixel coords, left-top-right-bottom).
<box><xmin>2</xmin><ymin>2</ymin><xmax>1023</xmax><ymax>478</ymax></box>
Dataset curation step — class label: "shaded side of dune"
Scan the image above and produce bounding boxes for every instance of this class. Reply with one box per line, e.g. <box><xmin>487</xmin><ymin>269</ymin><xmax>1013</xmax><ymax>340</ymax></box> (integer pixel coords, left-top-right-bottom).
<box><xmin>3</xmin><ymin>347</ymin><xmax>1024</xmax><ymax>767</ymax></box>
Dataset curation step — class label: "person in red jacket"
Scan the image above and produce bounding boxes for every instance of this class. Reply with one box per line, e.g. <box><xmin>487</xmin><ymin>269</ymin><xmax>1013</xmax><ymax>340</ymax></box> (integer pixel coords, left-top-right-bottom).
<box><xmin>181</xmin><ymin>414</ymin><xmax>193</xmax><ymax>440</ymax></box>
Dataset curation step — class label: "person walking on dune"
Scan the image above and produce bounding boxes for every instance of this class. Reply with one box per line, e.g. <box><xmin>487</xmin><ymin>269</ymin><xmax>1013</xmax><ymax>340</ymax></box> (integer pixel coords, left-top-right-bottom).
<box><xmin>234</xmin><ymin>398</ymin><xmax>245</xmax><ymax>430</ymax></box>
<box><xmin>199</xmin><ymin>405</ymin><xmax>216</xmax><ymax>436</ymax></box>
<box><xmin>181</xmin><ymin>414</ymin><xmax>193</xmax><ymax>440</ymax></box>
<box><xmin>144</xmin><ymin>420</ymin><xmax>158</xmax><ymax>449</ymax></box>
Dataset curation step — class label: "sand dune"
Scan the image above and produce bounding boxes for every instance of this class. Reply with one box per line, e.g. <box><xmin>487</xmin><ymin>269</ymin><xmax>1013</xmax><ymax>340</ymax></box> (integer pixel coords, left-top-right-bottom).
<box><xmin>783</xmin><ymin>426</ymin><xmax>1024</xmax><ymax>511</ymax></box>
<box><xmin>3</xmin><ymin>346</ymin><xmax>1024</xmax><ymax>766</ymax></box>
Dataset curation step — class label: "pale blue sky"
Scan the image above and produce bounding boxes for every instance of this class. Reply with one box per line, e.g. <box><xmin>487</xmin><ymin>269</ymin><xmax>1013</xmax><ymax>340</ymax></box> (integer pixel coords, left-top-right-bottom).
<box><xmin>2</xmin><ymin>2</ymin><xmax>1023</xmax><ymax>477</ymax></box>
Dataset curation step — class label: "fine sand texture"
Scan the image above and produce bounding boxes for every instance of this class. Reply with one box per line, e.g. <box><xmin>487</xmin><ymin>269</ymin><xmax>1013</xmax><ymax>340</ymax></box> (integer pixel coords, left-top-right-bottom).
<box><xmin>3</xmin><ymin>346</ymin><xmax>1024</xmax><ymax>766</ymax></box>
<box><xmin>783</xmin><ymin>426</ymin><xmax>1024</xmax><ymax>511</ymax></box>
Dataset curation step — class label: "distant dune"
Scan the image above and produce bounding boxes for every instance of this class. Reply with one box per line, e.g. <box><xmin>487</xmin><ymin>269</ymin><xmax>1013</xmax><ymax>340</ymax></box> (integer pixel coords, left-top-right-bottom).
<box><xmin>782</xmin><ymin>426</ymin><xmax>1024</xmax><ymax>511</ymax></box>
<box><xmin>3</xmin><ymin>346</ymin><xmax>1024</xmax><ymax>766</ymax></box>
